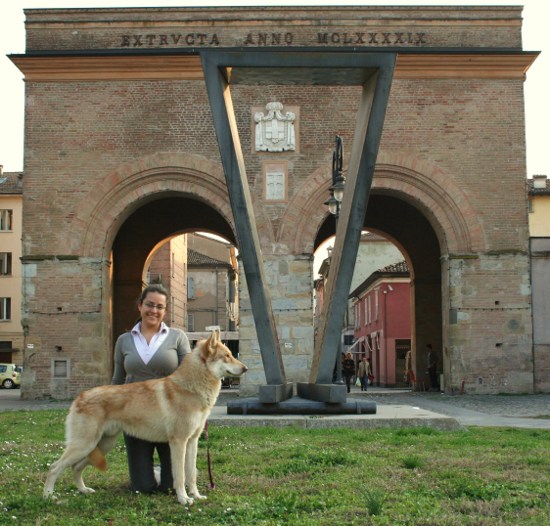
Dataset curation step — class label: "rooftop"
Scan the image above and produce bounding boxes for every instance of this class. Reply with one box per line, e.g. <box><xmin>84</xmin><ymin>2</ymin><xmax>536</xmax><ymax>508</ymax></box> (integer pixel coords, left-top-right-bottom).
<box><xmin>188</xmin><ymin>248</ymin><xmax>231</xmax><ymax>268</ymax></box>
<box><xmin>0</xmin><ymin>171</ymin><xmax>23</xmax><ymax>195</ymax></box>
<box><xmin>527</xmin><ymin>175</ymin><xmax>550</xmax><ymax>195</ymax></box>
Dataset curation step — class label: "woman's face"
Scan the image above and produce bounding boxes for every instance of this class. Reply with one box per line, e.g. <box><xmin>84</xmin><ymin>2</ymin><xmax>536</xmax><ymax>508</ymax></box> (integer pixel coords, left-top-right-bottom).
<box><xmin>138</xmin><ymin>291</ymin><xmax>167</xmax><ymax>329</ymax></box>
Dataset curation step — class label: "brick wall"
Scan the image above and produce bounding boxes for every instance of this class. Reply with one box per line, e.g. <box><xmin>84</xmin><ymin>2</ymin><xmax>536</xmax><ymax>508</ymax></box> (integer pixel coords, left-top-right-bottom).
<box><xmin>15</xmin><ymin>6</ymin><xmax>539</xmax><ymax>397</ymax></box>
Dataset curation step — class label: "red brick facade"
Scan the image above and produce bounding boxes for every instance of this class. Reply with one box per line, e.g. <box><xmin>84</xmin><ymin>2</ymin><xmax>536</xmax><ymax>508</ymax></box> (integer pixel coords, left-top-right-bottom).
<box><xmin>11</xmin><ymin>6</ymin><xmax>543</xmax><ymax>398</ymax></box>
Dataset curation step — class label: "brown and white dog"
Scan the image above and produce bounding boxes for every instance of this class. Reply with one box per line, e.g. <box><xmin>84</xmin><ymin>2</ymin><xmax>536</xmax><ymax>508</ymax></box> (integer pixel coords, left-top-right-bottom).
<box><xmin>43</xmin><ymin>330</ymin><xmax>247</xmax><ymax>506</ymax></box>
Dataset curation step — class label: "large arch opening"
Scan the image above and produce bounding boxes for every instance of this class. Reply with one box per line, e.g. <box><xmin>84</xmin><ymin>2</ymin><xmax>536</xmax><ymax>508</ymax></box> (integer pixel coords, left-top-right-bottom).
<box><xmin>111</xmin><ymin>195</ymin><xmax>236</xmax><ymax>345</ymax></box>
<box><xmin>314</xmin><ymin>192</ymin><xmax>442</xmax><ymax>390</ymax></box>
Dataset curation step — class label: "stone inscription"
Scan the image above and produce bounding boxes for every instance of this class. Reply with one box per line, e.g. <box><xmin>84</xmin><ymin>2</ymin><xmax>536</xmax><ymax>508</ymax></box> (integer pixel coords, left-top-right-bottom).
<box><xmin>119</xmin><ymin>31</ymin><xmax>428</xmax><ymax>48</ymax></box>
<box><xmin>120</xmin><ymin>34</ymin><xmax>221</xmax><ymax>47</ymax></box>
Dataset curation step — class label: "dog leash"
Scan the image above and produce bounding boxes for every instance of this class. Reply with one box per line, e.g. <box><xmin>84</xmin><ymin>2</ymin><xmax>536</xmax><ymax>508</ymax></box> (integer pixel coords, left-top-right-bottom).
<box><xmin>204</xmin><ymin>421</ymin><xmax>216</xmax><ymax>489</ymax></box>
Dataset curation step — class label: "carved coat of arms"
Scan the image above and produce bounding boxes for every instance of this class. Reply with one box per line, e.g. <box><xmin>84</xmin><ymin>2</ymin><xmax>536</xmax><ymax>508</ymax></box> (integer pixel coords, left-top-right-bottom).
<box><xmin>254</xmin><ymin>102</ymin><xmax>296</xmax><ymax>152</ymax></box>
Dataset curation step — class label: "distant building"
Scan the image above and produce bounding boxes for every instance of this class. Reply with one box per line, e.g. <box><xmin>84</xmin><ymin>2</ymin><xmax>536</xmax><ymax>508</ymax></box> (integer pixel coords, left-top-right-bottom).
<box><xmin>146</xmin><ymin>234</ymin><xmax>188</xmax><ymax>330</ymax></box>
<box><xmin>528</xmin><ymin>175</ymin><xmax>550</xmax><ymax>392</ymax></box>
<box><xmin>186</xmin><ymin>234</ymin><xmax>239</xmax><ymax>351</ymax></box>
<box><xmin>0</xmin><ymin>167</ymin><xmax>24</xmax><ymax>365</ymax></box>
<box><xmin>314</xmin><ymin>232</ymin><xmax>403</xmax><ymax>345</ymax></box>
<box><xmin>146</xmin><ymin>232</ymin><xmax>239</xmax><ymax>341</ymax></box>
<box><xmin>349</xmin><ymin>261</ymin><xmax>411</xmax><ymax>388</ymax></box>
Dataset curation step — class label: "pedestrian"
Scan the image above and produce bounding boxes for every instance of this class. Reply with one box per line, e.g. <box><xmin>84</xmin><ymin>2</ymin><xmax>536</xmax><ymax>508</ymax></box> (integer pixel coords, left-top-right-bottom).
<box><xmin>357</xmin><ymin>355</ymin><xmax>372</xmax><ymax>391</ymax></box>
<box><xmin>426</xmin><ymin>343</ymin><xmax>439</xmax><ymax>392</ymax></box>
<box><xmin>342</xmin><ymin>351</ymin><xmax>356</xmax><ymax>393</ymax></box>
<box><xmin>404</xmin><ymin>349</ymin><xmax>415</xmax><ymax>388</ymax></box>
<box><xmin>111</xmin><ymin>283</ymin><xmax>191</xmax><ymax>494</ymax></box>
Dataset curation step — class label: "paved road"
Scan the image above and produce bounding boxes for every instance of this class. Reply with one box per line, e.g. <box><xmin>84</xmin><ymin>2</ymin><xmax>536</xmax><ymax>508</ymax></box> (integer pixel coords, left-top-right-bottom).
<box><xmin>2</xmin><ymin>387</ymin><xmax>549</xmax><ymax>429</ymax></box>
<box><xmin>356</xmin><ymin>390</ymin><xmax>550</xmax><ymax>429</ymax></box>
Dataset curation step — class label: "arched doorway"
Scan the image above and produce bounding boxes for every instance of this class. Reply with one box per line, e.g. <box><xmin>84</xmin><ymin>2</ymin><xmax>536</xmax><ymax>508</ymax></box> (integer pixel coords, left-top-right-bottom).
<box><xmin>111</xmin><ymin>195</ymin><xmax>236</xmax><ymax>343</ymax></box>
<box><xmin>64</xmin><ymin>155</ymin><xmax>238</xmax><ymax>393</ymax></box>
<box><xmin>314</xmin><ymin>192</ymin><xmax>442</xmax><ymax>391</ymax></box>
<box><xmin>365</xmin><ymin>194</ymin><xmax>442</xmax><ymax>390</ymax></box>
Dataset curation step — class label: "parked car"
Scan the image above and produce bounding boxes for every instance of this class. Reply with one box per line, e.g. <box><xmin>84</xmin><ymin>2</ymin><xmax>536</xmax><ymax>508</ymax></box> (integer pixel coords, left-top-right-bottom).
<box><xmin>0</xmin><ymin>363</ymin><xmax>21</xmax><ymax>389</ymax></box>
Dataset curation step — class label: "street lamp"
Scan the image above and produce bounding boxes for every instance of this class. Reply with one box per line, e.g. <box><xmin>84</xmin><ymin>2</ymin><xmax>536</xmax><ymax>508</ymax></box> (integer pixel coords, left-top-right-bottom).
<box><xmin>325</xmin><ymin>135</ymin><xmax>346</xmax><ymax>385</ymax></box>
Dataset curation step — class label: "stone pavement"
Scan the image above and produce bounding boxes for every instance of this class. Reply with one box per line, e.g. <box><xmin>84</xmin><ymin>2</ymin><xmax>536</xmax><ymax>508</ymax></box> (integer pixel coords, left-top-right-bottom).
<box><xmin>2</xmin><ymin>387</ymin><xmax>549</xmax><ymax>430</ymax></box>
<box><xmin>362</xmin><ymin>390</ymin><xmax>550</xmax><ymax>430</ymax></box>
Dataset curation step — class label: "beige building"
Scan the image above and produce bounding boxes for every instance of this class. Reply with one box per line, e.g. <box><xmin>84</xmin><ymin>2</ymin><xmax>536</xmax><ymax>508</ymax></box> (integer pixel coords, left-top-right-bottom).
<box><xmin>187</xmin><ymin>233</ymin><xmax>238</xmax><ymax>335</ymax></box>
<box><xmin>0</xmin><ymin>168</ymin><xmax>24</xmax><ymax>365</ymax></box>
<box><xmin>314</xmin><ymin>232</ymin><xmax>403</xmax><ymax>338</ymax></box>
<box><xmin>528</xmin><ymin>175</ymin><xmax>550</xmax><ymax>237</ymax></box>
<box><xmin>528</xmin><ymin>175</ymin><xmax>550</xmax><ymax>392</ymax></box>
<box><xmin>146</xmin><ymin>234</ymin><xmax>188</xmax><ymax>331</ymax></box>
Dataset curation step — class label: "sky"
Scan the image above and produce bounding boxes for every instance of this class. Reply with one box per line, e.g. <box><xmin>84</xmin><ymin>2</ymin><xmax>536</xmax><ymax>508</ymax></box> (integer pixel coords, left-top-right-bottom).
<box><xmin>0</xmin><ymin>0</ymin><xmax>548</xmax><ymax>176</ymax></box>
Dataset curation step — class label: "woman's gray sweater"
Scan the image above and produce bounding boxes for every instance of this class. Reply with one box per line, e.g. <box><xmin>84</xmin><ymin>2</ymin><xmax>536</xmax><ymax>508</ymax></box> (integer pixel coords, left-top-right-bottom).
<box><xmin>111</xmin><ymin>328</ymin><xmax>191</xmax><ymax>385</ymax></box>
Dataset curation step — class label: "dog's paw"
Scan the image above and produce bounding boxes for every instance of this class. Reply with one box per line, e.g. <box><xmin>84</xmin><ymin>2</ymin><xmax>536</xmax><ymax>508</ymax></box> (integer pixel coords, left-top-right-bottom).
<box><xmin>178</xmin><ymin>496</ymin><xmax>195</xmax><ymax>507</ymax></box>
<box><xmin>189</xmin><ymin>491</ymin><xmax>207</xmax><ymax>501</ymax></box>
<box><xmin>78</xmin><ymin>486</ymin><xmax>96</xmax><ymax>495</ymax></box>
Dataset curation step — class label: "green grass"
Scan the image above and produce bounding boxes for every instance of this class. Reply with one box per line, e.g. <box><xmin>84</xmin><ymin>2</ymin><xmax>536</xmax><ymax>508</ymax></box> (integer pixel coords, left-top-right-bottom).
<box><xmin>1</xmin><ymin>410</ymin><xmax>549</xmax><ymax>525</ymax></box>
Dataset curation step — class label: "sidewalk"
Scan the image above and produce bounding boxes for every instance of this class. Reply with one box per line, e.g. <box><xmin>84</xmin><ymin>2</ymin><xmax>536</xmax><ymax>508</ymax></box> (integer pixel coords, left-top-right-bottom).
<box><xmin>363</xmin><ymin>389</ymin><xmax>550</xmax><ymax>430</ymax></box>
<box><xmin>2</xmin><ymin>387</ymin><xmax>549</xmax><ymax>430</ymax></box>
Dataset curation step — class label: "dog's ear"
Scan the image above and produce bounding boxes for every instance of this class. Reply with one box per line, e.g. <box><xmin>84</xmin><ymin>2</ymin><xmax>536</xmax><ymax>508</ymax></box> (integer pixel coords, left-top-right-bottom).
<box><xmin>211</xmin><ymin>329</ymin><xmax>220</xmax><ymax>347</ymax></box>
<box><xmin>204</xmin><ymin>329</ymin><xmax>219</xmax><ymax>355</ymax></box>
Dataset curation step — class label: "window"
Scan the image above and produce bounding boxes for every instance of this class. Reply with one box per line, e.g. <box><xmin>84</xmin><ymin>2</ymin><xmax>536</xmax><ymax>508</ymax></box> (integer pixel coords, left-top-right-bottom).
<box><xmin>187</xmin><ymin>313</ymin><xmax>195</xmax><ymax>332</ymax></box>
<box><xmin>188</xmin><ymin>277</ymin><xmax>196</xmax><ymax>300</ymax></box>
<box><xmin>0</xmin><ymin>210</ymin><xmax>13</xmax><ymax>231</ymax></box>
<box><xmin>266</xmin><ymin>170</ymin><xmax>285</xmax><ymax>200</ymax></box>
<box><xmin>0</xmin><ymin>253</ymin><xmax>12</xmax><ymax>275</ymax></box>
<box><xmin>0</xmin><ymin>341</ymin><xmax>12</xmax><ymax>363</ymax></box>
<box><xmin>374</xmin><ymin>289</ymin><xmax>379</xmax><ymax>321</ymax></box>
<box><xmin>0</xmin><ymin>298</ymin><xmax>11</xmax><ymax>321</ymax></box>
<box><xmin>263</xmin><ymin>161</ymin><xmax>288</xmax><ymax>201</ymax></box>
<box><xmin>52</xmin><ymin>359</ymin><xmax>69</xmax><ymax>378</ymax></box>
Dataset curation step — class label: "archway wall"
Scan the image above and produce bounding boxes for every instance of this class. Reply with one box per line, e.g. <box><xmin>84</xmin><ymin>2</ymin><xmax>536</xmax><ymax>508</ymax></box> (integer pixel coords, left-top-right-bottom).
<box><xmin>442</xmin><ymin>253</ymin><xmax>533</xmax><ymax>393</ymax></box>
<box><xmin>371</xmin><ymin>159</ymin><xmax>532</xmax><ymax>394</ymax></box>
<box><xmin>21</xmin><ymin>153</ymin><xmax>242</xmax><ymax>399</ymax></box>
<box><xmin>18</xmin><ymin>6</ymin><xmax>536</xmax><ymax>398</ymax></box>
<box><xmin>374</xmin><ymin>78</ymin><xmax>534</xmax><ymax>393</ymax></box>
<box><xmin>20</xmin><ymin>135</ymin><xmax>534</xmax><ymax>398</ymax></box>
<box><xmin>287</xmin><ymin>149</ymin><xmax>532</xmax><ymax>394</ymax></box>
<box><xmin>73</xmin><ymin>153</ymin><xmax>237</xmax><ymax>258</ymax></box>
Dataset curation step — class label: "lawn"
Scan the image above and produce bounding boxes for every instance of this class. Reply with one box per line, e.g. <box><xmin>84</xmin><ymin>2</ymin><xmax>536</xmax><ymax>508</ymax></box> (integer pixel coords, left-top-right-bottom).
<box><xmin>1</xmin><ymin>410</ymin><xmax>549</xmax><ymax>525</ymax></box>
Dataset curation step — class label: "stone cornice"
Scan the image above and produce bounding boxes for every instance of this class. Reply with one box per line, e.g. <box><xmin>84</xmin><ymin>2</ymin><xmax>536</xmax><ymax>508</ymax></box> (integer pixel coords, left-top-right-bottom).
<box><xmin>10</xmin><ymin>51</ymin><xmax>538</xmax><ymax>82</ymax></box>
<box><xmin>395</xmin><ymin>52</ymin><xmax>538</xmax><ymax>79</ymax></box>
<box><xmin>10</xmin><ymin>54</ymin><xmax>205</xmax><ymax>81</ymax></box>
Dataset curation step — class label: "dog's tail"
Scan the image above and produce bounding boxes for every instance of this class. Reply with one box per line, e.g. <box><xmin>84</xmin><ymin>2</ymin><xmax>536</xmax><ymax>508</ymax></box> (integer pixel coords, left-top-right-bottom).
<box><xmin>88</xmin><ymin>447</ymin><xmax>107</xmax><ymax>471</ymax></box>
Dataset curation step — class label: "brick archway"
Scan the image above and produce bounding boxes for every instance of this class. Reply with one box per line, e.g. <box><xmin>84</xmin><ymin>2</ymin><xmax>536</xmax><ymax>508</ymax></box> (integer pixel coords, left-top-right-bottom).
<box><xmin>69</xmin><ymin>152</ymin><xmax>274</xmax><ymax>259</ymax></box>
<box><xmin>286</xmin><ymin>157</ymin><xmax>485</xmax><ymax>257</ymax></box>
<box><xmin>373</xmin><ymin>157</ymin><xmax>485</xmax><ymax>254</ymax></box>
<box><xmin>286</xmin><ymin>158</ymin><xmax>488</xmax><ymax>392</ymax></box>
<box><xmin>281</xmin><ymin>162</ymin><xmax>333</xmax><ymax>255</ymax></box>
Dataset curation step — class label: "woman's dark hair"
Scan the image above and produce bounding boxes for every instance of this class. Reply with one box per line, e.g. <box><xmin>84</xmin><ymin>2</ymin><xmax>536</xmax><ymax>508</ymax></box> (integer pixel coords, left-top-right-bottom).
<box><xmin>138</xmin><ymin>283</ymin><xmax>168</xmax><ymax>303</ymax></box>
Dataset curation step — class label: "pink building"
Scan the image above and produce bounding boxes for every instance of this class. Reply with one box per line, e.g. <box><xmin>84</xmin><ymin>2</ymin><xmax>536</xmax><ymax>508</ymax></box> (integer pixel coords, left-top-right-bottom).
<box><xmin>350</xmin><ymin>261</ymin><xmax>411</xmax><ymax>388</ymax></box>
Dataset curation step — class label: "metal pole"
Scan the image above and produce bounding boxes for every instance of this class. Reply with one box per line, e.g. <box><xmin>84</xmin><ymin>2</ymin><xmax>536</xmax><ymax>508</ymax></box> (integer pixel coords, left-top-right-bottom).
<box><xmin>334</xmin><ymin>201</ymin><xmax>344</xmax><ymax>385</ymax></box>
<box><xmin>332</xmin><ymin>135</ymin><xmax>344</xmax><ymax>385</ymax></box>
